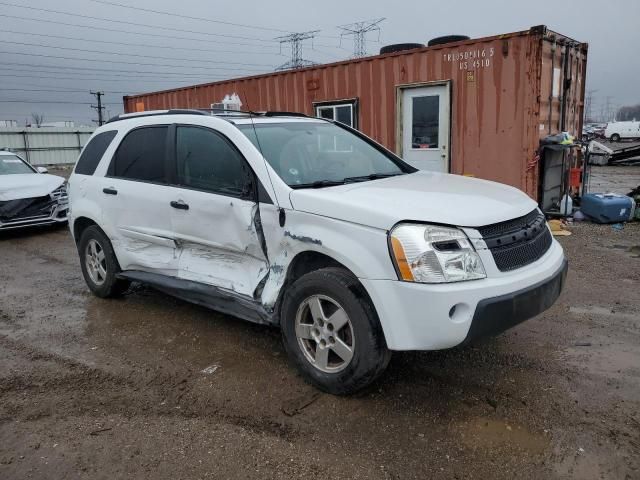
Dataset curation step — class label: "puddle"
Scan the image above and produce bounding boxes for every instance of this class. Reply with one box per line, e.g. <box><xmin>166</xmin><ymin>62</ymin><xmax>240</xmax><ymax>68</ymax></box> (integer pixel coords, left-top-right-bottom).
<box><xmin>460</xmin><ymin>418</ymin><xmax>548</xmax><ymax>454</ymax></box>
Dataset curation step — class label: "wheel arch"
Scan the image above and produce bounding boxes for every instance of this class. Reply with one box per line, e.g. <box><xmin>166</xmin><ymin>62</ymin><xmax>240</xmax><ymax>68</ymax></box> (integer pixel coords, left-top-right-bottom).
<box><xmin>273</xmin><ymin>250</ymin><xmax>378</xmax><ymax>328</ymax></box>
<box><xmin>72</xmin><ymin>215</ymin><xmax>101</xmax><ymax>244</ymax></box>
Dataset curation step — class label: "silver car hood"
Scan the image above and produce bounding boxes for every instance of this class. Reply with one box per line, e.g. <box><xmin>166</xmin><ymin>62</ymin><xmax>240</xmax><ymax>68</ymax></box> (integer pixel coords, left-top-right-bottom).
<box><xmin>0</xmin><ymin>174</ymin><xmax>65</xmax><ymax>201</ymax></box>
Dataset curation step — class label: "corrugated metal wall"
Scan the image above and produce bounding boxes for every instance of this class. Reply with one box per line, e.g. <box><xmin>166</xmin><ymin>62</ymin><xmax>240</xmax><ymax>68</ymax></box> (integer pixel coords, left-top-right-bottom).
<box><xmin>124</xmin><ymin>26</ymin><xmax>587</xmax><ymax>200</ymax></box>
<box><xmin>0</xmin><ymin>127</ymin><xmax>94</xmax><ymax>165</ymax></box>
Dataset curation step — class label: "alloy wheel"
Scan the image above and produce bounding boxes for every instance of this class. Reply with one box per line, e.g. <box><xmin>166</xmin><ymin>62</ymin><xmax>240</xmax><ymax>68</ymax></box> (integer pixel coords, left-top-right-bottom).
<box><xmin>295</xmin><ymin>294</ymin><xmax>355</xmax><ymax>373</ymax></box>
<box><xmin>85</xmin><ymin>238</ymin><xmax>107</xmax><ymax>286</ymax></box>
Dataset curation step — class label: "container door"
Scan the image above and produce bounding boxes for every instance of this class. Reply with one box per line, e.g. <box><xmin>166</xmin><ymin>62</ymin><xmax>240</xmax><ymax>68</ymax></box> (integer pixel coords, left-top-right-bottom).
<box><xmin>400</xmin><ymin>84</ymin><xmax>450</xmax><ymax>172</ymax></box>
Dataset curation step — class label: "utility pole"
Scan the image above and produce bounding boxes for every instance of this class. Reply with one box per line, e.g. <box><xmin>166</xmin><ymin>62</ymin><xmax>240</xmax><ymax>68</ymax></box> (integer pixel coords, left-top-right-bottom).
<box><xmin>275</xmin><ymin>31</ymin><xmax>319</xmax><ymax>71</ymax></box>
<box><xmin>338</xmin><ymin>18</ymin><xmax>385</xmax><ymax>58</ymax></box>
<box><xmin>90</xmin><ymin>90</ymin><xmax>105</xmax><ymax>126</ymax></box>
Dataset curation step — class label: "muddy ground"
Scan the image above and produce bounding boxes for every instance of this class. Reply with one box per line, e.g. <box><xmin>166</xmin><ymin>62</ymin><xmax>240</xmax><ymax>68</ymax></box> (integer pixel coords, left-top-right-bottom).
<box><xmin>1</xmin><ymin>220</ymin><xmax>639</xmax><ymax>479</ymax></box>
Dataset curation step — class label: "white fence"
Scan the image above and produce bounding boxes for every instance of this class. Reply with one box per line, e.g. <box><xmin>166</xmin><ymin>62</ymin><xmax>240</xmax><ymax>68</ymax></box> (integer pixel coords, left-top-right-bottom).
<box><xmin>0</xmin><ymin>127</ymin><xmax>95</xmax><ymax>166</ymax></box>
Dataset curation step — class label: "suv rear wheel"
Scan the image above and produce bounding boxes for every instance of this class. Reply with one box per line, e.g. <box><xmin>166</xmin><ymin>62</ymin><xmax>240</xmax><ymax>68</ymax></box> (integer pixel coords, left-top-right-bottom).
<box><xmin>281</xmin><ymin>267</ymin><xmax>391</xmax><ymax>395</ymax></box>
<box><xmin>78</xmin><ymin>226</ymin><xmax>130</xmax><ymax>298</ymax></box>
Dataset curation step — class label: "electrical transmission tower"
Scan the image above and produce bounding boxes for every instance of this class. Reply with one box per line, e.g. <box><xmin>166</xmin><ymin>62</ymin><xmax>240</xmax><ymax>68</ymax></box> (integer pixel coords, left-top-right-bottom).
<box><xmin>275</xmin><ymin>31</ymin><xmax>320</xmax><ymax>70</ymax></box>
<box><xmin>90</xmin><ymin>90</ymin><xmax>105</xmax><ymax>126</ymax></box>
<box><xmin>338</xmin><ymin>18</ymin><xmax>385</xmax><ymax>58</ymax></box>
<box><xmin>585</xmin><ymin>89</ymin><xmax>597</xmax><ymax>123</ymax></box>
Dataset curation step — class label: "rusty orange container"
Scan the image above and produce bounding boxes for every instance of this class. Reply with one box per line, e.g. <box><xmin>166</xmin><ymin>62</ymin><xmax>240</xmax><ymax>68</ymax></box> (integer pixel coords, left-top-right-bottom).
<box><xmin>124</xmin><ymin>25</ymin><xmax>587</xmax><ymax>202</ymax></box>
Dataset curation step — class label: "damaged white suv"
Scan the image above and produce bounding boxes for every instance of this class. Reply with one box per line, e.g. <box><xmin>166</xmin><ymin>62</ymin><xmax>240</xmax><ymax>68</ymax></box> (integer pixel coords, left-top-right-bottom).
<box><xmin>68</xmin><ymin>110</ymin><xmax>567</xmax><ymax>394</ymax></box>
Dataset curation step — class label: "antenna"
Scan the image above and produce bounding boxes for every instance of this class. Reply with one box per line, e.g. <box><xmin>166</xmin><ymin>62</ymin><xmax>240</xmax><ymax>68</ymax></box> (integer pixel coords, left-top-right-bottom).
<box><xmin>338</xmin><ymin>18</ymin><xmax>385</xmax><ymax>58</ymax></box>
<box><xmin>275</xmin><ymin>31</ymin><xmax>320</xmax><ymax>70</ymax></box>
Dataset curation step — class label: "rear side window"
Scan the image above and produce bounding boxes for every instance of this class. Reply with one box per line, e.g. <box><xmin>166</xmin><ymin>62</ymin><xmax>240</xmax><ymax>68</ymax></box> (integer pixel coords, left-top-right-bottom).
<box><xmin>109</xmin><ymin>126</ymin><xmax>168</xmax><ymax>182</ymax></box>
<box><xmin>75</xmin><ymin>130</ymin><xmax>117</xmax><ymax>175</ymax></box>
<box><xmin>176</xmin><ymin>126</ymin><xmax>252</xmax><ymax>197</ymax></box>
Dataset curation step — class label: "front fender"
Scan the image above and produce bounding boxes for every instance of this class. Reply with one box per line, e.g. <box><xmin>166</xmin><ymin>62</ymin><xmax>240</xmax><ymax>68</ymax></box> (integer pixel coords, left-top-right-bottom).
<box><xmin>259</xmin><ymin>208</ymin><xmax>396</xmax><ymax>309</ymax></box>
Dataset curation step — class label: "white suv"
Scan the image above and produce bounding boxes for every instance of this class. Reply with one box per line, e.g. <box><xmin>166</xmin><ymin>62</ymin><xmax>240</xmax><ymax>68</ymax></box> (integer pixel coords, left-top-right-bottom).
<box><xmin>68</xmin><ymin>110</ymin><xmax>567</xmax><ymax>394</ymax></box>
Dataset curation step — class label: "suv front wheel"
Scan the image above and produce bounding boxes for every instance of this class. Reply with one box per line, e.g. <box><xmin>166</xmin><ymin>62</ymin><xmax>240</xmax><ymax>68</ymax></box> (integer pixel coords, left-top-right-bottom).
<box><xmin>281</xmin><ymin>267</ymin><xmax>391</xmax><ymax>395</ymax></box>
<box><xmin>78</xmin><ymin>225</ymin><xmax>130</xmax><ymax>298</ymax></box>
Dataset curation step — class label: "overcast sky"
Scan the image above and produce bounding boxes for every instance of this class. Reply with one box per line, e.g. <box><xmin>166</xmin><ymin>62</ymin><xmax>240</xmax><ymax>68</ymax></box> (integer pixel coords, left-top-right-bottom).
<box><xmin>0</xmin><ymin>0</ymin><xmax>637</xmax><ymax>126</ymax></box>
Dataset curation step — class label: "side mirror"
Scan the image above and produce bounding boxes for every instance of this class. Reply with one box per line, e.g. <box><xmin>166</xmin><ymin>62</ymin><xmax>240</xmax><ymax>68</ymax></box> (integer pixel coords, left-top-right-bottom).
<box><xmin>37</xmin><ymin>166</ymin><xmax>48</xmax><ymax>174</ymax></box>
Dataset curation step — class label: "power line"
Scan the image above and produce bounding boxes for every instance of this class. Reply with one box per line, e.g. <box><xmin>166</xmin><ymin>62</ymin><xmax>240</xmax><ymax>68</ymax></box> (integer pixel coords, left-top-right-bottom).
<box><xmin>0</xmin><ymin>40</ymin><xmax>275</xmax><ymax>67</ymax></box>
<box><xmin>338</xmin><ymin>18</ymin><xmax>385</xmax><ymax>58</ymax></box>
<box><xmin>0</xmin><ymin>73</ymin><xmax>215</xmax><ymax>85</ymax></box>
<box><xmin>0</xmin><ymin>29</ymin><xmax>286</xmax><ymax>57</ymax></box>
<box><xmin>0</xmin><ymin>66</ymin><xmax>247</xmax><ymax>84</ymax></box>
<box><xmin>0</xmin><ymin>1</ymin><xmax>278</xmax><ymax>43</ymax></box>
<box><xmin>0</xmin><ymin>50</ymin><xmax>269</xmax><ymax>73</ymax></box>
<box><xmin>0</xmin><ymin>100</ymin><xmax>122</xmax><ymax>105</ymax></box>
<box><xmin>0</xmin><ymin>62</ymin><xmax>252</xmax><ymax>78</ymax></box>
<box><xmin>1</xmin><ymin>86</ymin><xmax>133</xmax><ymax>94</ymax></box>
<box><xmin>87</xmin><ymin>0</ymin><xmax>292</xmax><ymax>34</ymax></box>
<box><xmin>275</xmin><ymin>31</ymin><xmax>320</xmax><ymax>71</ymax></box>
<box><xmin>0</xmin><ymin>13</ymin><xmax>282</xmax><ymax>49</ymax></box>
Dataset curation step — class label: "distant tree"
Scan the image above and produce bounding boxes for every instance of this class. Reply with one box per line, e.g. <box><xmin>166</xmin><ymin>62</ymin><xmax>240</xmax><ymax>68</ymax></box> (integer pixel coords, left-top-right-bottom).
<box><xmin>616</xmin><ymin>104</ymin><xmax>640</xmax><ymax>121</ymax></box>
<box><xmin>31</xmin><ymin>113</ymin><xmax>45</xmax><ymax>127</ymax></box>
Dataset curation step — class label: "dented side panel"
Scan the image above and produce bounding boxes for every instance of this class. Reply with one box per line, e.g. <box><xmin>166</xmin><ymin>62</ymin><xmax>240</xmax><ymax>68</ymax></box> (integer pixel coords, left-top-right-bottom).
<box><xmin>100</xmin><ymin>178</ymin><xmax>180</xmax><ymax>275</ymax></box>
<box><xmin>258</xmin><ymin>206</ymin><xmax>396</xmax><ymax>311</ymax></box>
<box><xmin>167</xmin><ymin>185</ymin><xmax>268</xmax><ymax>297</ymax></box>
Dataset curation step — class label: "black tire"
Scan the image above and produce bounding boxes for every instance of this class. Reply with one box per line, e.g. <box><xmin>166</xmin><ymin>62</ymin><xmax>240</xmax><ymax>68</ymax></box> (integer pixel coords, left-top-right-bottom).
<box><xmin>78</xmin><ymin>225</ymin><xmax>130</xmax><ymax>298</ymax></box>
<box><xmin>427</xmin><ymin>35</ymin><xmax>470</xmax><ymax>47</ymax></box>
<box><xmin>379</xmin><ymin>43</ymin><xmax>424</xmax><ymax>55</ymax></box>
<box><xmin>610</xmin><ymin>133</ymin><xmax>621</xmax><ymax>142</ymax></box>
<box><xmin>280</xmin><ymin>267</ymin><xmax>391</xmax><ymax>395</ymax></box>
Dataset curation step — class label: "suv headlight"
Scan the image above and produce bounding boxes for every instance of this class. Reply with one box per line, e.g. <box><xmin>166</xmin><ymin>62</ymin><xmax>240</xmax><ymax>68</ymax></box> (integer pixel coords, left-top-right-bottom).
<box><xmin>389</xmin><ymin>223</ymin><xmax>486</xmax><ymax>283</ymax></box>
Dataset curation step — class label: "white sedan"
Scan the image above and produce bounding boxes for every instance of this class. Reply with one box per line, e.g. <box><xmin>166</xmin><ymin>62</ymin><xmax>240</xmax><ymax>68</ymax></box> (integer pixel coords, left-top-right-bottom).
<box><xmin>0</xmin><ymin>150</ymin><xmax>68</xmax><ymax>230</ymax></box>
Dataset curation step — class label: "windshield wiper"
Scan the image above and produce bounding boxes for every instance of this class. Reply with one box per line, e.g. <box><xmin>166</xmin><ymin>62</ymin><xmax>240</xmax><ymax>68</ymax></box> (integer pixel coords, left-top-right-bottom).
<box><xmin>343</xmin><ymin>172</ymin><xmax>404</xmax><ymax>184</ymax></box>
<box><xmin>290</xmin><ymin>180</ymin><xmax>345</xmax><ymax>189</ymax></box>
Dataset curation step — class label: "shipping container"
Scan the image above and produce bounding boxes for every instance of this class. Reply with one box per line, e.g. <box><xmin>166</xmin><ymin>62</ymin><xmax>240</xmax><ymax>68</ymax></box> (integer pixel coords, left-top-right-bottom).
<box><xmin>124</xmin><ymin>25</ymin><xmax>588</xmax><ymax>206</ymax></box>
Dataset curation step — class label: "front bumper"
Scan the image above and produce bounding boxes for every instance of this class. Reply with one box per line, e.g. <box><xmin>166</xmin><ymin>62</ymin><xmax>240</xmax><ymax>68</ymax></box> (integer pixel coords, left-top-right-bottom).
<box><xmin>0</xmin><ymin>200</ymin><xmax>69</xmax><ymax>230</ymax></box>
<box><xmin>360</xmin><ymin>239</ymin><xmax>567</xmax><ymax>350</ymax></box>
<box><xmin>462</xmin><ymin>258</ymin><xmax>567</xmax><ymax>343</ymax></box>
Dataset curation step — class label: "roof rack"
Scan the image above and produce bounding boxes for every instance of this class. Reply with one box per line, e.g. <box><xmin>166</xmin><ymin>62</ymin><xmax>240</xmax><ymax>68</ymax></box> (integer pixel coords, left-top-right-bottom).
<box><xmin>106</xmin><ymin>109</ymin><xmax>208</xmax><ymax>123</ymax></box>
<box><xmin>105</xmin><ymin>108</ymin><xmax>311</xmax><ymax>124</ymax></box>
<box><xmin>261</xmin><ymin>111</ymin><xmax>309</xmax><ymax>118</ymax></box>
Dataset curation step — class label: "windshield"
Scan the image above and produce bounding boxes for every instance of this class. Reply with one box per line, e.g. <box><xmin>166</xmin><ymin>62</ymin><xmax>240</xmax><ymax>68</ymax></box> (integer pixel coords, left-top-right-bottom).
<box><xmin>0</xmin><ymin>155</ymin><xmax>35</xmax><ymax>175</ymax></box>
<box><xmin>238</xmin><ymin>121</ymin><xmax>410</xmax><ymax>187</ymax></box>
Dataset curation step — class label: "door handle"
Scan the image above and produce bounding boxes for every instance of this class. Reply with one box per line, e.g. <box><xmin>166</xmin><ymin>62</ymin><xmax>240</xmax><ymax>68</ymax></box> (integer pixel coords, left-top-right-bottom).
<box><xmin>102</xmin><ymin>187</ymin><xmax>118</xmax><ymax>195</ymax></box>
<box><xmin>170</xmin><ymin>200</ymin><xmax>189</xmax><ymax>210</ymax></box>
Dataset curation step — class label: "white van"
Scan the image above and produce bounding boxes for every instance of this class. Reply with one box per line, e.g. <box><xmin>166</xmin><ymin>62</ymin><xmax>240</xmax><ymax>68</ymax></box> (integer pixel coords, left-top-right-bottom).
<box><xmin>67</xmin><ymin>109</ymin><xmax>567</xmax><ymax>394</ymax></box>
<box><xmin>605</xmin><ymin>121</ymin><xmax>640</xmax><ymax>141</ymax></box>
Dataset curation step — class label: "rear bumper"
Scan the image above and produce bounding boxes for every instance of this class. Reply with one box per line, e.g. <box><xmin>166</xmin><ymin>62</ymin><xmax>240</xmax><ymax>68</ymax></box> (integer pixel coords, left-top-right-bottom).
<box><xmin>462</xmin><ymin>258</ymin><xmax>568</xmax><ymax>343</ymax></box>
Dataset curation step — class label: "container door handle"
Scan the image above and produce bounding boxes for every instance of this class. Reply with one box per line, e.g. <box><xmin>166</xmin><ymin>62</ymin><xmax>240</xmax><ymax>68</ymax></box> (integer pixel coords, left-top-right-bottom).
<box><xmin>170</xmin><ymin>200</ymin><xmax>189</xmax><ymax>210</ymax></box>
<box><xmin>103</xmin><ymin>187</ymin><xmax>118</xmax><ymax>195</ymax></box>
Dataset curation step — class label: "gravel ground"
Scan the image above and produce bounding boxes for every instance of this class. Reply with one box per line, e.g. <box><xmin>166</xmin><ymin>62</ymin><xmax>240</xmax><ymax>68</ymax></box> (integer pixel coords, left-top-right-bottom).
<box><xmin>0</xmin><ymin>220</ymin><xmax>639</xmax><ymax>479</ymax></box>
<box><xmin>587</xmin><ymin>165</ymin><xmax>640</xmax><ymax>196</ymax></box>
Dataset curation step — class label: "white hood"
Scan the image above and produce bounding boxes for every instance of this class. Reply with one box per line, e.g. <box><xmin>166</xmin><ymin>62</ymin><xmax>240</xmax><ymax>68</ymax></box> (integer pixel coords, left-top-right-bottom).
<box><xmin>0</xmin><ymin>173</ymin><xmax>65</xmax><ymax>201</ymax></box>
<box><xmin>289</xmin><ymin>171</ymin><xmax>537</xmax><ymax>230</ymax></box>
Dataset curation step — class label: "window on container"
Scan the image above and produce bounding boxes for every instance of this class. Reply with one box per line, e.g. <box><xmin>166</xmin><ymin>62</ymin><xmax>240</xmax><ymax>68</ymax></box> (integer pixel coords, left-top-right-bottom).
<box><xmin>75</xmin><ymin>130</ymin><xmax>117</xmax><ymax>175</ymax></box>
<box><xmin>313</xmin><ymin>101</ymin><xmax>357</xmax><ymax>128</ymax></box>
<box><xmin>109</xmin><ymin>126</ymin><xmax>167</xmax><ymax>183</ymax></box>
<box><xmin>411</xmin><ymin>95</ymin><xmax>439</xmax><ymax>149</ymax></box>
<box><xmin>176</xmin><ymin>126</ymin><xmax>253</xmax><ymax>198</ymax></box>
